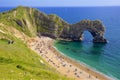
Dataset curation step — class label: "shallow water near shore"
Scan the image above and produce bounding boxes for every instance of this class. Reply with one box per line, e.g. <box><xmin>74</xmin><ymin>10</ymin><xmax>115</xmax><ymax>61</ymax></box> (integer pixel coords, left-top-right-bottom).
<box><xmin>54</xmin><ymin>40</ymin><xmax>119</xmax><ymax>80</ymax></box>
<box><xmin>1</xmin><ymin>7</ymin><xmax>120</xmax><ymax>80</ymax></box>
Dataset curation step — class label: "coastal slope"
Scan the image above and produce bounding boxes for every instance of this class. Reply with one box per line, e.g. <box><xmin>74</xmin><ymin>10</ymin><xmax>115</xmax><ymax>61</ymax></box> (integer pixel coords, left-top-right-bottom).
<box><xmin>0</xmin><ymin>7</ymin><xmax>72</xmax><ymax>80</ymax></box>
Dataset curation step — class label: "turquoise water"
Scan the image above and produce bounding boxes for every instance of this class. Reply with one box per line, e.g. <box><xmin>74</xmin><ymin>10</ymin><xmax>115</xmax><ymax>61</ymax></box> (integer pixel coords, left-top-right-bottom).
<box><xmin>54</xmin><ymin>40</ymin><xmax>120</xmax><ymax>80</ymax></box>
<box><xmin>37</xmin><ymin>7</ymin><xmax>120</xmax><ymax>79</ymax></box>
<box><xmin>1</xmin><ymin>7</ymin><xmax>120</xmax><ymax>80</ymax></box>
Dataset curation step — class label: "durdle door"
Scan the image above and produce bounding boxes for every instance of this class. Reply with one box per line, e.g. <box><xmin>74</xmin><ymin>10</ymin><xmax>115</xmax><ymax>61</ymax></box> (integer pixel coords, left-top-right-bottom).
<box><xmin>60</xmin><ymin>20</ymin><xmax>108</xmax><ymax>43</ymax></box>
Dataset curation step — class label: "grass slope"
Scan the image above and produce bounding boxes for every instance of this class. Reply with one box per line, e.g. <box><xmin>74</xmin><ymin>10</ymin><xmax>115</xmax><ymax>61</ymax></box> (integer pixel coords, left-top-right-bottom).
<box><xmin>0</xmin><ymin>6</ymin><xmax>72</xmax><ymax>80</ymax></box>
<box><xmin>0</xmin><ymin>6</ymin><xmax>37</xmax><ymax>37</ymax></box>
<box><xmin>0</xmin><ymin>36</ymin><xmax>71</xmax><ymax>80</ymax></box>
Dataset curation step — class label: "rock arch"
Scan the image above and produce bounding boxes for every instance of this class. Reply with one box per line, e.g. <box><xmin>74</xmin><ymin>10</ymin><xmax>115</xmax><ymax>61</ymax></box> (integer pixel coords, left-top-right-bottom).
<box><xmin>60</xmin><ymin>20</ymin><xmax>107</xmax><ymax>43</ymax></box>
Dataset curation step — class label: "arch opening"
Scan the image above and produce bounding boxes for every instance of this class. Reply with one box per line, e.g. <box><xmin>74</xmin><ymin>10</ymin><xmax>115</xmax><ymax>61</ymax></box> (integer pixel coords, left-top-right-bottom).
<box><xmin>82</xmin><ymin>30</ymin><xmax>93</xmax><ymax>42</ymax></box>
<box><xmin>59</xmin><ymin>20</ymin><xmax>107</xmax><ymax>43</ymax></box>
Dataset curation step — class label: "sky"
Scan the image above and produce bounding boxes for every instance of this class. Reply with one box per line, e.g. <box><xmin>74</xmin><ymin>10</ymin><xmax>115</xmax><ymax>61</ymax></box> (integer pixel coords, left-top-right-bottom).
<box><xmin>0</xmin><ymin>0</ymin><xmax>120</xmax><ymax>7</ymax></box>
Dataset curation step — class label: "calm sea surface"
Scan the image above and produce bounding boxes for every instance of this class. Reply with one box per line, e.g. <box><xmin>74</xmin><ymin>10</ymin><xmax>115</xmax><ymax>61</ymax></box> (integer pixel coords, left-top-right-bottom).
<box><xmin>1</xmin><ymin>7</ymin><xmax>120</xmax><ymax>80</ymax></box>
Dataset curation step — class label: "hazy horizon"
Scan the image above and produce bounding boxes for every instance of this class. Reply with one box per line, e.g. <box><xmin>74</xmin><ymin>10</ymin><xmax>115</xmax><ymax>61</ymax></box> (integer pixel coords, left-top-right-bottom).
<box><xmin>0</xmin><ymin>0</ymin><xmax>120</xmax><ymax>7</ymax></box>
<box><xmin>1</xmin><ymin>5</ymin><xmax>120</xmax><ymax>8</ymax></box>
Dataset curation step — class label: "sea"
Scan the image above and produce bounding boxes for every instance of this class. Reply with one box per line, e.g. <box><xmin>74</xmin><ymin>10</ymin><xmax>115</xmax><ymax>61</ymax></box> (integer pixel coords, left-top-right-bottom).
<box><xmin>0</xmin><ymin>6</ymin><xmax>120</xmax><ymax>80</ymax></box>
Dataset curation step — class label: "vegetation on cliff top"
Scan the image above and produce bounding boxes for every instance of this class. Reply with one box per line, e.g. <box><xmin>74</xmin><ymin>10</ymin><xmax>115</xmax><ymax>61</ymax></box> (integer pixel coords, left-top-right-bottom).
<box><xmin>0</xmin><ymin>6</ymin><xmax>107</xmax><ymax>43</ymax></box>
<box><xmin>0</xmin><ymin>6</ymin><xmax>37</xmax><ymax>37</ymax></box>
<box><xmin>0</xmin><ymin>6</ymin><xmax>69</xmax><ymax>38</ymax></box>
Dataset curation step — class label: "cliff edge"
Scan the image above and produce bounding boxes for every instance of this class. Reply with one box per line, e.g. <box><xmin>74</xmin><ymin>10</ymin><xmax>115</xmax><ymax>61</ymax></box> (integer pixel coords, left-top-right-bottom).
<box><xmin>0</xmin><ymin>6</ymin><xmax>107</xmax><ymax>43</ymax></box>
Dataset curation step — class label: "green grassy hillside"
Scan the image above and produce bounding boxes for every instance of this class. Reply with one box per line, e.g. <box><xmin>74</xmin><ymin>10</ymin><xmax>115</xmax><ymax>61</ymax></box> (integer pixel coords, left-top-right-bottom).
<box><xmin>0</xmin><ymin>6</ymin><xmax>72</xmax><ymax>80</ymax></box>
<box><xmin>0</xmin><ymin>34</ymin><xmax>72</xmax><ymax>80</ymax></box>
<box><xmin>0</xmin><ymin>6</ymin><xmax>37</xmax><ymax>37</ymax></box>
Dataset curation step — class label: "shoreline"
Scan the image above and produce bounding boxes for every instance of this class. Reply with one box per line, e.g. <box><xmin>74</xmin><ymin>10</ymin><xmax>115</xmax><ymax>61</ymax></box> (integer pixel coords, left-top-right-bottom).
<box><xmin>51</xmin><ymin>46</ymin><xmax>113</xmax><ymax>80</ymax></box>
<box><xmin>28</xmin><ymin>36</ymin><xmax>113</xmax><ymax>80</ymax></box>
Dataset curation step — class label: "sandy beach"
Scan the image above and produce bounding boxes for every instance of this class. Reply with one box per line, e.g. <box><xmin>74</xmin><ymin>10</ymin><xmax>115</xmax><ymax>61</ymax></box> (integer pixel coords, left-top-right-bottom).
<box><xmin>27</xmin><ymin>36</ymin><xmax>113</xmax><ymax>80</ymax></box>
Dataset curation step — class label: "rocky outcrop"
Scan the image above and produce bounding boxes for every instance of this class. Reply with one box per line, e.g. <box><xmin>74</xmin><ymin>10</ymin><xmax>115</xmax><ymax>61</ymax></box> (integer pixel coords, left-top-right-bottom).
<box><xmin>60</xmin><ymin>20</ymin><xmax>107</xmax><ymax>43</ymax></box>
<box><xmin>0</xmin><ymin>6</ymin><xmax>107</xmax><ymax>43</ymax></box>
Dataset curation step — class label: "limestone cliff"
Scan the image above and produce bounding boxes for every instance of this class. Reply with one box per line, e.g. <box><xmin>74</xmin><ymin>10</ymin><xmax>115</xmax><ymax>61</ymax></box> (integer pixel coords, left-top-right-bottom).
<box><xmin>0</xmin><ymin>6</ymin><xmax>107</xmax><ymax>43</ymax></box>
<box><xmin>60</xmin><ymin>20</ymin><xmax>107</xmax><ymax>43</ymax></box>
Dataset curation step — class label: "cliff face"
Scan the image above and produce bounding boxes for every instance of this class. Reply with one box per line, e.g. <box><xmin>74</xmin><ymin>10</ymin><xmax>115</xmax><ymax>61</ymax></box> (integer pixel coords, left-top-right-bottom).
<box><xmin>33</xmin><ymin>10</ymin><xmax>69</xmax><ymax>39</ymax></box>
<box><xmin>0</xmin><ymin>6</ymin><xmax>107</xmax><ymax>43</ymax></box>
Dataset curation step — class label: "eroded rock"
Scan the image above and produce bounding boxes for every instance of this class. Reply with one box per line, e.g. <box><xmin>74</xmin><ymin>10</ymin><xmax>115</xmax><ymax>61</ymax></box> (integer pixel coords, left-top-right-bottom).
<box><xmin>60</xmin><ymin>20</ymin><xmax>107</xmax><ymax>43</ymax></box>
